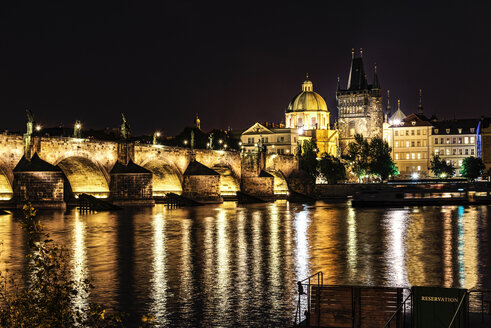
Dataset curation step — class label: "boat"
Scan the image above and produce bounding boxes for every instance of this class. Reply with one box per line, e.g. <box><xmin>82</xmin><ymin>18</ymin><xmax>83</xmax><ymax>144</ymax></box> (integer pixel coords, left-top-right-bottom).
<box><xmin>351</xmin><ymin>183</ymin><xmax>491</xmax><ymax>207</ymax></box>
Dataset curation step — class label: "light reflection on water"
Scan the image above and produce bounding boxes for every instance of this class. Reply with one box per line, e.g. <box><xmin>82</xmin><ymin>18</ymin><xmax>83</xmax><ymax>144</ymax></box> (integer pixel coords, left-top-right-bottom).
<box><xmin>0</xmin><ymin>202</ymin><xmax>489</xmax><ymax>327</ymax></box>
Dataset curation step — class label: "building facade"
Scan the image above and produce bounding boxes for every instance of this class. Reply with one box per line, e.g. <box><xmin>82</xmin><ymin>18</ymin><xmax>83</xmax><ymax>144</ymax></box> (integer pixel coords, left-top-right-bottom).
<box><xmin>240</xmin><ymin>122</ymin><xmax>300</xmax><ymax>155</ymax></box>
<box><xmin>430</xmin><ymin>119</ymin><xmax>481</xmax><ymax>176</ymax></box>
<box><xmin>337</xmin><ymin>50</ymin><xmax>383</xmax><ymax>152</ymax></box>
<box><xmin>388</xmin><ymin>113</ymin><xmax>434</xmax><ymax>178</ymax></box>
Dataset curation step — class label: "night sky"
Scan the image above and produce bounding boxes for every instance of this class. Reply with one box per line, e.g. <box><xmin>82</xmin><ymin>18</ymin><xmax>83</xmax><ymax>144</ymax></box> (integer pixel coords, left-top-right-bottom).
<box><xmin>1</xmin><ymin>1</ymin><xmax>490</xmax><ymax>135</ymax></box>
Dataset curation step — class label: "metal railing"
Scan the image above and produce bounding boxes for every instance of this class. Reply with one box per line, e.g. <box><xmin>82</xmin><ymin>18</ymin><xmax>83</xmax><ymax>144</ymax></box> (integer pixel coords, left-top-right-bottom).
<box><xmin>383</xmin><ymin>289</ymin><xmax>412</xmax><ymax>328</ymax></box>
<box><xmin>295</xmin><ymin>271</ymin><xmax>323</xmax><ymax>327</ymax></box>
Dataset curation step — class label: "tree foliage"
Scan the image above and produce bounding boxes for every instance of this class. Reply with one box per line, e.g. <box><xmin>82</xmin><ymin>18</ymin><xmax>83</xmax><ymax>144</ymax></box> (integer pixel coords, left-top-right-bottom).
<box><xmin>318</xmin><ymin>154</ymin><xmax>346</xmax><ymax>184</ymax></box>
<box><xmin>343</xmin><ymin>134</ymin><xmax>398</xmax><ymax>181</ymax></box>
<box><xmin>430</xmin><ymin>155</ymin><xmax>455</xmax><ymax>178</ymax></box>
<box><xmin>460</xmin><ymin>156</ymin><xmax>485</xmax><ymax>181</ymax></box>
<box><xmin>0</xmin><ymin>204</ymin><xmax>154</xmax><ymax>327</ymax></box>
<box><xmin>299</xmin><ymin>139</ymin><xmax>319</xmax><ymax>178</ymax></box>
<box><xmin>344</xmin><ymin>134</ymin><xmax>370</xmax><ymax>179</ymax></box>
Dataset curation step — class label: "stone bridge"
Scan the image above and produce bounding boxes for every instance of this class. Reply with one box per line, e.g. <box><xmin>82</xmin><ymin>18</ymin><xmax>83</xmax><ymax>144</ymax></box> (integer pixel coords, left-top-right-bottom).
<box><xmin>0</xmin><ymin>133</ymin><xmax>299</xmax><ymax>203</ymax></box>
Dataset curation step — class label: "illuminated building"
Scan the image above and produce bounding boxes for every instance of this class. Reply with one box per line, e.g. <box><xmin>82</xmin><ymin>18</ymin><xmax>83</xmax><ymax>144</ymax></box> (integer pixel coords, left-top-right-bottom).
<box><xmin>337</xmin><ymin>49</ymin><xmax>383</xmax><ymax>152</ymax></box>
<box><xmin>430</xmin><ymin>119</ymin><xmax>482</xmax><ymax>176</ymax></box>
<box><xmin>240</xmin><ymin>122</ymin><xmax>299</xmax><ymax>155</ymax></box>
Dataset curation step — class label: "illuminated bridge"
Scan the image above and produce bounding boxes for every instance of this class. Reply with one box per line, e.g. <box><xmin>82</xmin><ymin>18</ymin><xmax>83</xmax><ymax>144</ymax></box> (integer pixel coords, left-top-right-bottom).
<box><xmin>0</xmin><ymin>134</ymin><xmax>300</xmax><ymax>207</ymax></box>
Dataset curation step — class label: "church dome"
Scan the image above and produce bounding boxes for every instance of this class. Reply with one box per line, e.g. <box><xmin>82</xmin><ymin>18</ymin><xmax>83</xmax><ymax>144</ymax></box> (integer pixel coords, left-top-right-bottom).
<box><xmin>287</xmin><ymin>78</ymin><xmax>328</xmax><ymax>113</ymax></box>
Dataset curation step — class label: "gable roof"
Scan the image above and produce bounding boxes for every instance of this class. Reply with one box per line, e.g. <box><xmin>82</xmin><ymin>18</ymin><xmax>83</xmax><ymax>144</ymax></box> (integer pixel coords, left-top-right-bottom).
<box><xmin>242</xmin><ymin>122</ymin><xmax>274</xmax><ymax>135</ymax></box>
<box><xmin>396</xmin><ymin>113</ymin><xmax>434</xmax><ymax>127</ymax></box>
<box><xmin>13</xmin><ymin>153</ymin><xmax>61</xmax><ymax>172</ymax></box>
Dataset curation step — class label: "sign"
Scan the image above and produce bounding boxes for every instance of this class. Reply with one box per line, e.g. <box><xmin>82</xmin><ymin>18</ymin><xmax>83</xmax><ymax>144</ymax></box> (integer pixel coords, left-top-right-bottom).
<box><xmin>412</xmin><ymin>286</ymin><xmax>468</xmax><ymax>328</ymax></box>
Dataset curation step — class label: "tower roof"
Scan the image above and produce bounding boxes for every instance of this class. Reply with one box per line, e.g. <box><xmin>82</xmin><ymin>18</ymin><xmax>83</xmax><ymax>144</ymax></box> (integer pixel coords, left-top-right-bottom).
<box><xmin>389</xmin><ymin>99</ymin><xmax>407</xmax><ymax>125</ymax></box>
<box><xmin>347</xmin><ymin>51</ymin><xmax>368</xmax><ymax>90</ymax></box>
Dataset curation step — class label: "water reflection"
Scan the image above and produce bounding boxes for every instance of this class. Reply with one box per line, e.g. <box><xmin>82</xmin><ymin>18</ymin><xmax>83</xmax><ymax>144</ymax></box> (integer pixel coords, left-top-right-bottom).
<box><xmin>71</xmin><ymin>211</ymin><xmax>88</xmax><ymax>314</ymax></box>
<box><xmin>150</xmin><ymin>212</ymin><xmax>167</xmax><ymax>326</ymax></box>
<box><xmin>0</xmin><ymin>203</ymin><xmax>489</xmax><ymax>327</ymax></box>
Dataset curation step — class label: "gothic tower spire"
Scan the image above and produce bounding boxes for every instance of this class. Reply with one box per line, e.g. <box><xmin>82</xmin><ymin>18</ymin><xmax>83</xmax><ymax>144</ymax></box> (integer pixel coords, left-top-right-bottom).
<box><xmin>386</xmin><ymin>90</ymin><xmax>391</xmax><ymax>117</ymax></box>
<box><xmin>372</xmin><ymin>64</ymin><xmax>380</xmax><ymax>90</ymax></box>
<box><xmin>418</xmin><ymin>89</ymin><xmax>423</xmax><ymax>115</ymax></box>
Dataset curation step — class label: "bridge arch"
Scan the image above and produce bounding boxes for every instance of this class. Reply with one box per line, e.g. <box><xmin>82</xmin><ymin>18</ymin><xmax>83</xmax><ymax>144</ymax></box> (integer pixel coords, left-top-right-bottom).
<box><xmin>140</xmin><ymin>159</ymin><xmax>183</xmax><ymax>196</ymax></box>
<box><xmin>211</xmin><ymin>164</ymin><xmax>240</xmax><ymax>196</ymax></box>
<box><xmin>0</xmin><ymin>159</ymin><xmax>13</xmax><ymax>200</ymax></box>
<box><xmin>56</xmin><ymin>156</ymin><xmax>110</xmax><ymax>198</ymax></box>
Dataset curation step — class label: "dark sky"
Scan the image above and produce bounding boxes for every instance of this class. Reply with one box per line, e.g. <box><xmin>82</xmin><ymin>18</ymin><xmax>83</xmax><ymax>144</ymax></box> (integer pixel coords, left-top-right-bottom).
<box><xmin>1</xmin><ymin>1</ymin><xmax>490</xmax><ymax>135</ymax></box>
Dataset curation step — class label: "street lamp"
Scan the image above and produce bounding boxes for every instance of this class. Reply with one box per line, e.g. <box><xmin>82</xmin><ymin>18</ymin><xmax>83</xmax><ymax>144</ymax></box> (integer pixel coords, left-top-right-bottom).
<box><xmin>35</xmin><ymin>125</ymin><xmax>42</xmax><ymax>132</ymax></box>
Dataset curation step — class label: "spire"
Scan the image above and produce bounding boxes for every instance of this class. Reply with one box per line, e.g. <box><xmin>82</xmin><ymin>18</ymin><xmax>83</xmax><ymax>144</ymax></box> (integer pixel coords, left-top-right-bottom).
<box><xmin>337</xmin><ymin>75</ymin><xmax>340</xmax><ymax>91</ymax></box>
<box><xmin>398</xmin><ymin>99</ymin><xmax>401</xmax><ymax>111</ymax></box>
<box><xmin>386</xmin><ymin>90</ymin><xmax>391</xmax><ymax>116</ymax></box>
<box><xmin>359</xmin><ymin>48</ymin><xmax>363</xmax><ymax>58</ymax></box>
<box><xmin>351</xmin><ymin>48</ymin><xmax>355</xmax><ymax>59</ymax></box>
<box><xmin>347</xmin><ymin>49</ymin><xmax>368</xmax><ymax>90</ymax></box>
<box><xmin>418</xmin><ymin>89</ymin><xmax>423</xmax><ymax>114</ymax></box>
<box><xmin>372</xmin><ymin>63</ymin><xmax>380</xmax><ymax>89</ymax></box>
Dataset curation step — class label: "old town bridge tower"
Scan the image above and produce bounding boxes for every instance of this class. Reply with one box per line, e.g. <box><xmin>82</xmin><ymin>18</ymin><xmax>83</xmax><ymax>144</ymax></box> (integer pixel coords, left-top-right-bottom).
<box><xmin>336</xmin><ymin>49</ymin><xmax>383</xmax><ymax>151</ymax></box>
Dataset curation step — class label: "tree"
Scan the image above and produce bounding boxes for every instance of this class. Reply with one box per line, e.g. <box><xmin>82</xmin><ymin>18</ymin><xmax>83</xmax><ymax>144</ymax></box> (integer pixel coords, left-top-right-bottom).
<box><xmin>460</xmin><ymin>156</ymin><xmax>485</xmax><ymax>181</ymax></box>
<box><xmin>430</xmin><ymin>155</ymin><xmax>455</xmax><ymax>178</ymax></box>
<box><xmin>368</xmin><ymin>137</ymin><xmax>399</xmax><ymax>180</ymax></box>
<box><xmin>299</xmin><ymin>139</ymin><xmax>318</xmax><ymax>178</ymax></box>
<box><xmin>0</xmin><ymin>204</ymin><xmax>154</xmax><ymax>327</ymax></box>
<box><xmin>318</xmin><ymin>154</ymin><xmax>346</xmax><ymax>184</ymax></box>
<box><xmin>343</xmin><ymin>134</ymin><xmax>370</xmax><ymax>180</ymax></box>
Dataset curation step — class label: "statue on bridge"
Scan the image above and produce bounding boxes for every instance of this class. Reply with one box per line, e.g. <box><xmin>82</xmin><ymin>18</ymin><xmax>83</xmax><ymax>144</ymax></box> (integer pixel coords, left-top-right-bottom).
<box><xmin>121</xmin><ymin>113</ymin><xmax>131</xmax><ymax>140</ymax></box>
<box><xmin>208</xmin><ymin>133</ymin><xmax>213</xmax><ymax>150</ymax></box>
<box><xmin>26</xmin><ymin>109</ymin><xmax>34</xmax><ymax>135</ymax></box>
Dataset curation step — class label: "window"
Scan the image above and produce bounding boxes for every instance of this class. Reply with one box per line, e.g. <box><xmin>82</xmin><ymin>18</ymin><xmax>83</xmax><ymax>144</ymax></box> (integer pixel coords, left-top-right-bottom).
<box><xmin>458</xmin><ymin>128</ymin><xmax>462</xmax><ymax>134</ymax></box>
<box><xmin>465</xmin><ymin>149</ymin><xmax>468</xmax><ymax>155</ymax></box>
<box><xmin>395</xmin><ymin>153</ymin><xmax>399</xmax><ymax>160</ymax></box>
<box><xmin>406</xmin><ymin>153</ymin><xmax>410</xmax><ymax>159</ymax></box>
<box><xmin>265</xmin><ymin>137</ymin><xmax>268</xmax><ymax>143</ymax></box>
<box><xmin>441</xmin><ymin>138</ymin><xmax>444</xmax><ymax>144</ymax></box>
<box><xmin>294</xmin><ymin>137</ymin><xmax>296</xmax><ymax>142</ymax></box>
<box><xmin>453</xmin><ymin>149</ymin><xmax>456</xmax><ymax>155</ymax></box>
<box><xmin>411</xmin><ymin>121</ymin><xmax>416</xmax><ymax>126</ymax></box>
<box><xmin>452</xmin><ymin>138</ymin><xmax>456</xmax><ymax>144</ymax></box>
<box><xmin>417</xmin><ymin>130</ymin><xmax>421</xmax><ymax>135</ymax></box>
<box><xmin>411</xmin><ymin>130</ymin><xmax>415</xmax><ymax>135</ymax></box>
<box><xmin>458</xmin><ymin>137</ymin><xmax>462</xmax><ymax>144</ymax></box>
<box><xmin>435</xmin><ymin>138</ymin><xmax>439</xmax><ymax>144</ymax></box>
<box><xmin>470</xmin><ymin>137</ymin><xmax>475</xmax><ymax>144</ymax></box>
<box><xmin>406</xmin><ymin>130</ymin><xmax>409</xmax><ymax>136</ymax></box>
<box><xmin>470</xmin><ymin>128</ymin><xmax>475</xmax><ymax>133</ymax></box>
<box><xmin>459</xmin><ymin>149</ymin><xmax>462</xmax><ymax>155</ymax></box>
<box><xmin>417</xmin><ymin>141</ymin><xmax>421</xmax><ymax>147</ymax></box>
<box><xmin>412</xmin><ymin>153</ymin><xmax>415</xmax><ymax>159</ymax></box>
<box><xmin>435</xmin><ymin>149</ymin><xmax>439</xmax><ymax>155</ymax></box>
<box><xmin>417</xmin><ymin>166</ymin><xmax>421</xmax><ymax>171</ymax></box>
<box><xmin>446</xmin><ymin>138</ymin><xmax>450</xmax><ymax>144</ymax></box>
<box><xmin>434</xmin><ymin>129</ymin><xmax>439</xmax><ymax>133</ymax></box>
<box><xmin>417</xmin><ymin>153</ymin><xmax>421</xmax><ymax>159</ymax></box>
<box><xmin>406</xmin><ymin>141</ymin><xmax>410</xmax><ymax>147</ymax></box>
<box><xmin>411</xmin><ymin>141</ymin><xmax>415</xmax><ymax>147</ymax></box>
<box><xmin>464</xmin><ymin>137</ymin><xmax>469</xmax><ymax>144</ymax></box>
<box><xmin>446</xmin><ymin>129</ymin><xmax>450</xmax><ymax>134</ymax></box>
<box><xmin>471</xmin><ymin>149</ymin><xmax>475</xmax><ymax>155</ymax></box>
<box><xmin>446</xmin><ymin>149</ymin><xmax>450</xmax><ymax>155</ymax></box>
<box><xmin>423</xmin><ymin>129</ymin><xmax>426</xmax><ymax>135</ymax></box>
<box><xmin>395</xmin><ymin>131</ymin><xmax>399</xmax><ymax>136</ymax></box>
<box><xmin>395</xmin><ymin>141</ymin><xmax>399</xmax><ymax>147</ymax></box>
<box><xmin>458</xmin><ymin>160</ymin><xmax>462</xmax><ymax>167</ymax></box>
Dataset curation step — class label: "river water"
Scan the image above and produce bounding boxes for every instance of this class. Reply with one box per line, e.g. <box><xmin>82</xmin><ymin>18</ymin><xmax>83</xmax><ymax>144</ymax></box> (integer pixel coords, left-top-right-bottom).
<box><xmin>0</xmin><ymin>201</ymin><xmax>490</xmax><ymax>327</ymax></box>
